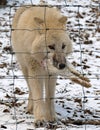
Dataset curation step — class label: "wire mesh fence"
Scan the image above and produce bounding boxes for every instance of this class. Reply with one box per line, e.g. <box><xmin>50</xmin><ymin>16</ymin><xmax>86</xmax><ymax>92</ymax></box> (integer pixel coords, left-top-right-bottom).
<box><xmin>0</xmin><ymin>0</ymin><xmax>100</xmax><ymax>130</ymax></box>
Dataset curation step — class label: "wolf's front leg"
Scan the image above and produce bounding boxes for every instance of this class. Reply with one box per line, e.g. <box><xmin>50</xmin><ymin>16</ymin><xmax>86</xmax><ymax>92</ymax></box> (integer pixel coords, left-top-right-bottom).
<box><xmin>45</xmin><ymin>76</ymin><xmax>57</xmax><ymax>121</ymax></box>
<box><xmin>28</xmin><ymin>72</ymin><xmax>46</xmax><ymax>122</ymax></box>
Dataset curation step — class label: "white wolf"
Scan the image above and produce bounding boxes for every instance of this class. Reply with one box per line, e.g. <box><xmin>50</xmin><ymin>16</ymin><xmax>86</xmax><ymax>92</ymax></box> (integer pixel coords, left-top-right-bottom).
<box><xmin>12</xmin><ymin>6</ymin><xmax>90</xmax><ymax>124</ymax></box>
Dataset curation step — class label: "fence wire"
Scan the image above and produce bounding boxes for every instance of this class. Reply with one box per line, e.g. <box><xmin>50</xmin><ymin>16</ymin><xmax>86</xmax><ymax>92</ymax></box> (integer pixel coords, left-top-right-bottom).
<box><xmin>0</xmin><ymin>0</ymin><xmax>100</xmax><ymax>130</ymax></box>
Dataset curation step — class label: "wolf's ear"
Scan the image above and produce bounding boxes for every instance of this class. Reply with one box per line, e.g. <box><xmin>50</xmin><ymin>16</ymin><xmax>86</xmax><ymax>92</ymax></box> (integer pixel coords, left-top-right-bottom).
<box><xmin>59</xmin><ymin>16</ymin><xmax>67</xmax><ymax>24</ymax></box>
<box><xmin>34</xmin><ymin>17</ymin><xmax>44</xmax><ymax>25</ymax></box>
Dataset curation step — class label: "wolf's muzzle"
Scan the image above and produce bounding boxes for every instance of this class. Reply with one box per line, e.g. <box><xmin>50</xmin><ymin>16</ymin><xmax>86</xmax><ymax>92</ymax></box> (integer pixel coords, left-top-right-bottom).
<box><xmin>53</xmin><ymin>53</ymin><xmax>66</xmax><ymax>70</ymax></box>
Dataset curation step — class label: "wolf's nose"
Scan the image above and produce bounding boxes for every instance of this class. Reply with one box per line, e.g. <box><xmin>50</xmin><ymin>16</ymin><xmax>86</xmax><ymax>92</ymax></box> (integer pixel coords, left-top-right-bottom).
<box><xmin>59</xmin><ymin>63</ymin><xmax>66</xmax><ymax>69</ymax></box>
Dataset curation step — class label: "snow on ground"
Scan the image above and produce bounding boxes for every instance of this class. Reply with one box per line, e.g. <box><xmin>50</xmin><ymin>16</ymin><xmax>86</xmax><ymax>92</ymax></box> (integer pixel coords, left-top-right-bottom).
<box><xmin>0</xmin><ymin>0</ymin><xmax>100</xmax><ymax>130</ymax></box>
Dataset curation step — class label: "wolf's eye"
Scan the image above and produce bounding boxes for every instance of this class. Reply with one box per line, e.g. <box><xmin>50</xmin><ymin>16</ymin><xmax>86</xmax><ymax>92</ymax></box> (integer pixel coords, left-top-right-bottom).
<box><xmin>62</xmin><ymin>44</ymin><xmax>66</xmax><ymax>49</ymax></box>
<box><xmin>48</xmin><ymin>44</ymin><xmax>55</xmax><ymax>50</ymax></box>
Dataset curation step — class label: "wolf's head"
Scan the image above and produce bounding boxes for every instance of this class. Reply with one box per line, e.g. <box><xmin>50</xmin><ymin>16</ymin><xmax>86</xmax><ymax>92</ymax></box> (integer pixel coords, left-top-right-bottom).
<box><xmin>32</xmin><ymin>9</ymin><xmax>72</xmax><ymax>70</ymax></box>
<box><xmin>32</xmin><ymin>30</ymin><xmax>72</xmax><ymax>70</ymax></box>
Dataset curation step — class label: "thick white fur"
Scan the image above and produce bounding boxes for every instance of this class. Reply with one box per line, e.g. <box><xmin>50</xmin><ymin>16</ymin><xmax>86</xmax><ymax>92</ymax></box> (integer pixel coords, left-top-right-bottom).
<box><xmin>12</xmin><ymin>7</ymin><xmax>72</xmax><ymax>122</ymax></box>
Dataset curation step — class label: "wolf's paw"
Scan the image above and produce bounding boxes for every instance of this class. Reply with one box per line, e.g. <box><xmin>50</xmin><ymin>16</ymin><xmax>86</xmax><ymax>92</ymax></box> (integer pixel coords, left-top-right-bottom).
<box><xmin>46</xmin><ymin>121</ymin><xmax>58</xmax><ymax>129</ymax></box>
<box><xmin>34</xmin><ymin>120</ymin><xmax>45</xmax><ymax>127</ymax></box>
<box><xmin>34</xmin><ymin>120</ymin><xmax>57</xmax><ymax>128</ymax></box>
